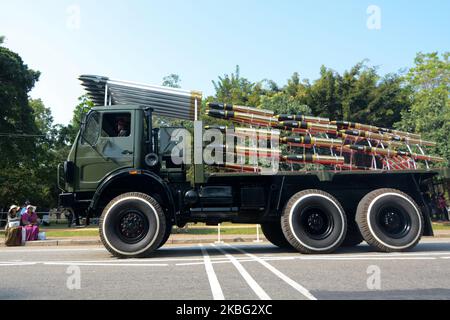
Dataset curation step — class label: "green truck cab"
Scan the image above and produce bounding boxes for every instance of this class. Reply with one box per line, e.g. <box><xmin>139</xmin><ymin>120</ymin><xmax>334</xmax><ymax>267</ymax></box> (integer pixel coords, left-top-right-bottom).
<box><xmin>58</xmin><ymin>75</ymin><xmax>438</xmax><ymax>258</ymax></box>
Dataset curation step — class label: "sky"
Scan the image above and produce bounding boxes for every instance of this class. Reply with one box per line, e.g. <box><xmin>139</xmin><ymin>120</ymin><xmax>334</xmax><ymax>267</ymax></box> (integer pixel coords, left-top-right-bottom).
<box><xmin>1</xmin><ymin>0</ymin><xmax>449</xmax><ymax>125</ymax></box>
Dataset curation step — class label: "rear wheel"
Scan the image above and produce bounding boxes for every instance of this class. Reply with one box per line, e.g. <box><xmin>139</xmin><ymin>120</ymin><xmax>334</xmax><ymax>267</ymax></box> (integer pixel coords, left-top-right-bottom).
<box><xmin>356</xmin><ymin>188</ymin><xmax>423</xmax><ymax>252</ymax></box>
<box><xmin>341</xmin><ymin>219</ymin><xmax>364</xmax><ymax>247</ymax></box>
<box><xmin>261</xmin><ymin>221</ymin><xmax>293</xmax><ymax>249</ymax></box>
<box><xmin>100</xmin><ymin>192</ymin><xmax>166</xmax><ymax>258</ymax></box>
<box><xmin>281</xmin><ymin>189</ymin><xmax>347</xmax><ymax>254</ymax></box>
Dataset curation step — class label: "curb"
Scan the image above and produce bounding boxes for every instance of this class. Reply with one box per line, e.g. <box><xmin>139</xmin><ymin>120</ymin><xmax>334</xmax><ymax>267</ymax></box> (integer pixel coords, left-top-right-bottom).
<box><xmin>1</xmin><ymin>234</ymin><xmax>449</xmax><ymax>248</ymax></box>
<box><xmin>0</xmin><ymin>236</ymin><xmax>266</xmax><ymax>247</ymax></box>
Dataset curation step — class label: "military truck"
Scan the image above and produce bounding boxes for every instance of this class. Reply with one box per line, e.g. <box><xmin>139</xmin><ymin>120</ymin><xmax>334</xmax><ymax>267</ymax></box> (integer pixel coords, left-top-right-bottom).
<box><xmin>58</xmin><ymin>75</ymin><xmax>438</xmax><ymax>258</ymax></box>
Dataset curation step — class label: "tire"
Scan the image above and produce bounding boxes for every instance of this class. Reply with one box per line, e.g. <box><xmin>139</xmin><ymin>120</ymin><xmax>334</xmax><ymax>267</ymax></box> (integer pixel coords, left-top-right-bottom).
<box><xmin>281</xmin><ymin>189</ymin><xmax>347</xmax><ymax>254</ymax></box>
<box><xmin>261</xmin><ymin>221</ymin><xmax>293</xmax><ymax>249</ymax></box>
<box><xmin>100</xmin><ymin>192</ymin><xmax>166</xmax><ymax>258</ymax></box>
<box><xmin>157</xmin><ymin>223</ymin><xmax>173</xmax><ymax>249</ymax></box>
<box><xmin>341</xmin><ymin>218</ymin><xmax>364</xmax><ymax>247</ymax></box>
<box><xmin>356</xmin><ymin>188</ymin><xmax>423</xmax><ymax>252</ymax></box>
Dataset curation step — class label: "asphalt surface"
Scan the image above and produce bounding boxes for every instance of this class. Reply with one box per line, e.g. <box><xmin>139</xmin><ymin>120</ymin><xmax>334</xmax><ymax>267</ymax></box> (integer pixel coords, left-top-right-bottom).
<box><xmin>1</xmin><ymin>238</ymin><xmax>450</xmax><ymax>300</ymax></box>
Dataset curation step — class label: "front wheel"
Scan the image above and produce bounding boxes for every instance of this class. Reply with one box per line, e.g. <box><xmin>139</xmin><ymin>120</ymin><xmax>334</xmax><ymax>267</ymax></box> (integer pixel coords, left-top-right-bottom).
<box><xmin>356</xmin><ymin>188</ymin><xmax>423</xmax><ymax>252</ymax></box>
<box><xmin>100</xmin><ymin>192</ymin><xmax>166</xmax><ymax>258</ymax></box>
<box><xmin>281</xmin><ymin>189</ymin><xmax>347</xmax><ymax>254</ymax></box>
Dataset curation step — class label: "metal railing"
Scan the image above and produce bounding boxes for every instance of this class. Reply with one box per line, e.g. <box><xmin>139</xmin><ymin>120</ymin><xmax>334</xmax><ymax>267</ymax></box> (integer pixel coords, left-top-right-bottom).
<box><xmin>0</xmin><ymin>211</ymin><xmax>69</xmax><ymax>226</ymax></box>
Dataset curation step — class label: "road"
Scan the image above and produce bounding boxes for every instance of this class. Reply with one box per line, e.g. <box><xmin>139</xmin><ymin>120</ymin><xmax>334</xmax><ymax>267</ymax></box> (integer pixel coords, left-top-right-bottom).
<box><xmin>1</xmin><ymin>238</ymin><xmax>450</xmax><ymax>300</ymax></box>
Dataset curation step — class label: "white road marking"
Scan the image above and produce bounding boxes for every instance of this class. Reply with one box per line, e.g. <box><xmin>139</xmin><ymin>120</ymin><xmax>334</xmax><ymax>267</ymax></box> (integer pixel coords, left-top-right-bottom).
<box><xmin>199</xmin><ymin>245</ymin><xmax>225</xmax><ymax>300</ymax></box>
<box><xmin>211</xmin><ymin>244</ymin><xmax>271</xmax><ymax>300</ymax></box>
<box><xmin>225</xmin><ymin>243</ymin><xmax>317</xmax><ymax>301</ymax></box>
<box><xmin>0</xmin><ymin>262</ymin><xmax>37</xmax><ymax>267</ymax></box>
<box><xmin>43</xmin><ymin>262</ymin><xmax>168</xmax><ymax>267</ymax></box>
<box><xmin>175</xmin><ymin>255</ymin><xmax>440</xmax><ymax>266</ymax></box>
<box><xmin>177</xmin><ymin>259</ymin><xmax>257</xmax><ymax>266</ymax></box>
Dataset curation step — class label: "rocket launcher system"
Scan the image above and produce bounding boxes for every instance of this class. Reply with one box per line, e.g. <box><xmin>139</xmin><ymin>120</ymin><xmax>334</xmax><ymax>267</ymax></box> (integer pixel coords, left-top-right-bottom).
<box><xmin>205</xmin><ymin>101</ymin><xmax>443</xmax><ymax>171</ymax></box>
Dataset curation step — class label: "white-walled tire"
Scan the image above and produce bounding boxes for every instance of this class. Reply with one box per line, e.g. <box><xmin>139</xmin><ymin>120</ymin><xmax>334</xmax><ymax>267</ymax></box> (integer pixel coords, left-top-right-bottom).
<box><xmin>157</xmin><ymin>223</ymin><xmax>173</xmax><ymax>249</ymax></box>
<box><xmin>356</xmin><ymin>188</ymin><xmax>423</xmax><ymax>252</ymax></box>
<box><xmin>281</xmin><ymin>189</ymin><xmax>347</xmax><ymax>254</ymax></box>
<box><xmin>100</xmin><ymin>192</ymin><xmax>166</xmax><ymax>258</ymax></box>
<box><xmin>341</xmin><ymin>219</ymin><xmax>364</xmax><ymax>247</ymax></box>
<box><xmin>261</xmin><ymin>221</ymin><xmax>293</xmax><ymax>249</ymax></box>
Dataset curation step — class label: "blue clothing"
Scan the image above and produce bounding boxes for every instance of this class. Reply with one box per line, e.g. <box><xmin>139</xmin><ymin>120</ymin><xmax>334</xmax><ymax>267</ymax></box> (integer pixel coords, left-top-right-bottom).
<box><xmin>18</xmin><ymin>207</ymin><xmax>27</xmax><ymax>217</ymax></box>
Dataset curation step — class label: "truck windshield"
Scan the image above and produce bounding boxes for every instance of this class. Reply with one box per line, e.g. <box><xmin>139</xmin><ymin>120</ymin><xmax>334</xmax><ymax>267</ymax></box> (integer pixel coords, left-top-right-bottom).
<box><xmin>82</xmin><ymin>112</ymin><xmax>100</xmax><ymax>145</ymax></box>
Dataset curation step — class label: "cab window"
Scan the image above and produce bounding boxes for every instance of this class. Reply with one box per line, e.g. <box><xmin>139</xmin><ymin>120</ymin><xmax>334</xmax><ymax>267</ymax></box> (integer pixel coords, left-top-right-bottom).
<box><xmin>101</xmin><ymin>113</ymin><xmax>131</xmax><ymax>138</ymax></box>
<box><xmin>81</xmin><ymin>111</ymin><xmax>100</xmax><ymax>145</ymax></box>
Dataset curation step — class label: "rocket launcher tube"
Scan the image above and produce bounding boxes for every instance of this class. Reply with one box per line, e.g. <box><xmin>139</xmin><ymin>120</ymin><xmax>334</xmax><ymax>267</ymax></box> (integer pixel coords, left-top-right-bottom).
<box><xmin>277</xmin><ymin>114</ymin><xmax>330</xmax><ymax>124</ymax></box>
<box><xmin>279</xmin><ymin>121</ymin><xmax>338</xmax><ymax>134</ymax></box>
<box><xmin>207</xmin><ymin>102</ymin><xmax>274</xmax><ymax>116</ymax></box>
<box><xmin>378</xmin><ymin>128</ymin><xmax>421</xmax><ymax>140</ymax></box>
<box><xmin>281</xmin><ymin>136</ymin><xmax>343</xmax><ymax>148</ymax></box>
<box><xmin>338</xmin><ymin>132</ymin><xmax>404</xmax><ymax>148</ymax></box>
<box><xmin>332</xmin><ymin>121</ymin><xmax>422</xmax><ymax>140</ymax></box>
<box><xmin>282</xmin><ymin>154</ymin><xmax>345</xmax><ymax>165</ymax></box>
<box><xmin>208</xmin><ymin>109</ymin><xmax>277</xmax><ymax>125</ymax></box>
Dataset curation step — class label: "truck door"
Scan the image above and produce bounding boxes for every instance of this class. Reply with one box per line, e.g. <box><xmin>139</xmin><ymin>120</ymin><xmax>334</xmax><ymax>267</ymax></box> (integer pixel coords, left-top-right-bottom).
<box><xmin>75</xmin><ymin>110</ymin><xmax>135</xmax><ymax>191</ymax></box>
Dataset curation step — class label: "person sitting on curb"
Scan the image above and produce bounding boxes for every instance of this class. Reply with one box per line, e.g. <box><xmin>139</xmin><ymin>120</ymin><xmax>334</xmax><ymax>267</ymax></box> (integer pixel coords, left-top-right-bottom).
<box><xmin>5</xmin><ymin>205</ymin><xmax>23</xmax><ymax>246</ymax></box>
<box><xmin>21</xmin><ymin>205</ymin><xmax>40</xmax><ymax>241</ymax></box>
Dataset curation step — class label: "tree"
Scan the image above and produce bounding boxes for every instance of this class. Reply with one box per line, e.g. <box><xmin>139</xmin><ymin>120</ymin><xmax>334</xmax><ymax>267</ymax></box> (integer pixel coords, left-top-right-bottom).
<box><xmin>59</xmin><ymin>95</ymin><xmax>95</xmax><ymax>145</ymax></box>
<box><xmin>395</xmin><ymin>52</ymin><xmax>450</xmax><ymax>166</ymax></box>
<box><xmin>0</xmin><ymin>99</ymin><xmax>61</xmax><ymax>209</ymax></box>
<box><xmin>0</xmin><ymin>36</ymin><xmax>4</xmax><ymax>45</ymax></box>
<box><xmin>0</xmin><ymin>41</ymin><xmax>41</xmax><ymax>209</ymax></box>
<box><xmin>303</xmin><ymin>62</ymin><xmax>411</xmax><ymax>127</ymax></box>
<box><xmin>0</xmin><ymin>41</ymin><xmax>41</xmax><ymax>168</ymax></box>
<box><xmin>162</xmin><ymin>74</ymin><xmax>181</xmax><ymax>88</ymax></box>
<box><xmin>212</xmin><ymin>65</ymin><xmax>255</xmax><ymax>105</ymax></box>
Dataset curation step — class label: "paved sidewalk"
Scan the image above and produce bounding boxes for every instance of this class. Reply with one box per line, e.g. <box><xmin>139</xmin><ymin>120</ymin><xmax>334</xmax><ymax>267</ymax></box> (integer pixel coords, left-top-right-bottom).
<box><xmin>1</xmin><ymin>230</ymin><xmax>449</xmax><ymax>248</ymax></box>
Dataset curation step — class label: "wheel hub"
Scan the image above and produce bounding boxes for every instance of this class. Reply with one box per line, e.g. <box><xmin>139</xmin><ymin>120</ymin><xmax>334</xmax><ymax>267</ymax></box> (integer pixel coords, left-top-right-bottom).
<box><xmin>299</xmin><ymin>207</ymin><xmax>334</xmax><ymax>240</ymax></box>
<box><xmin>118</xmin><ymin>211</ymin><xmax>147</xmax><ymax>242</ymax></box>
<box><xmin>307</xmin><ymin>213</ymin><xmax>325</xmax><ymax>231</ymax></box>
<box><xmin>377</xmin><ymin>206</ymin><xmax>411</xmax><ymax>239</ymax></box>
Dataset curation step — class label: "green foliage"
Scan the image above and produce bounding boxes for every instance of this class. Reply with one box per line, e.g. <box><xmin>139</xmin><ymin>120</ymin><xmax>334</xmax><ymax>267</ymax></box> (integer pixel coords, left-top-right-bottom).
<box><xmin>395</xmin><ymin>52</ymin><xmax>450</xmax><ymax>166</ymax></box>
<box><xmin>162</xmin><ymin>74</ymin><xmax>181</xmax><ymax>88</ymax></box>
<box><xmin>0</xmin><ymin>44</ymin><xmax>40</xmax><ymax>168</ymax></box>
<box><xmin>212</xmin><ymin>65</ymin><xmax>255</xmax><ymax>105</ymax></box>
<box><xmin>63</xmin><ymin>95</ymin><xmax>95</xmax><ymax>144</ymax></box>
<box><xmin>303</xmin><ymin>62</ymin><xmax>410</xmax><ymax>126</ymax></box>
<box><xmin>0</xmin><ymin>43</ymin><xmax>42</xmax><ymax>209</ymax></box>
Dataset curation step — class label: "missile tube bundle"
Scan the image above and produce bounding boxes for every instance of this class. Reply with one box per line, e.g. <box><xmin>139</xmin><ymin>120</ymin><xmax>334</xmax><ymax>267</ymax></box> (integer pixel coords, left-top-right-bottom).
<box><xmin>205</xmin><ymin>102</ymin><xmax>443</xmax><ymax>172</ymax></box>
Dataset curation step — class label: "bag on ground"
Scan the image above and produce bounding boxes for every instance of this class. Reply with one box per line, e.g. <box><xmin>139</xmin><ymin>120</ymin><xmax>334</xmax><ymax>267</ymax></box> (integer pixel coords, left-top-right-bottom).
<box><xmin>5</xmin><ymin>227</ymin><xmax>23</xmax><ymax>247</ymax></box>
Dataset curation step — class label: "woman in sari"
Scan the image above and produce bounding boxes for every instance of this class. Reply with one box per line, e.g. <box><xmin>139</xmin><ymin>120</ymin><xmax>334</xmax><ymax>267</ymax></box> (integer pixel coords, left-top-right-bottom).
<box><xmin>5</xmin><ymin>205</ymin><xmax>23</xmax><ymax>246</ymax></box>
<box><xmin>21</xmin><ymin>205</ymin><xmax>40</xmax><ymax>241</ymax></box>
